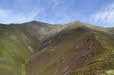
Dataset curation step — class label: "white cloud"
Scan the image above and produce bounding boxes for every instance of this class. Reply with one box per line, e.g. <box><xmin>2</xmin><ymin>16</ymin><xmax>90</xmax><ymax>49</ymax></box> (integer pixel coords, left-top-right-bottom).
<box><xmin>90</xmin><ymin>3</ymin><xmax>114</xmax><ymax>27</ymax></box>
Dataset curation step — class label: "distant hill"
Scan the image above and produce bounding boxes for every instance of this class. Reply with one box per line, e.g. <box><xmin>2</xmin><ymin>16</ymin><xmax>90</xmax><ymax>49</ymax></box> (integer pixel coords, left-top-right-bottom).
<box><xmin>0</xmin><ymin>21</ymin><xmax>114</xmax><ymax>75</ymax></box>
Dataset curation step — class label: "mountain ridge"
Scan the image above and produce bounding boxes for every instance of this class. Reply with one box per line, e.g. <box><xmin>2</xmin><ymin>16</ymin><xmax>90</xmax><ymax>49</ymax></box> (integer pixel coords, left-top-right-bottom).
<box><xmin>0</xmin><ymin>21</ymin><xmax>114</xmax><ymax>75</ymax></box>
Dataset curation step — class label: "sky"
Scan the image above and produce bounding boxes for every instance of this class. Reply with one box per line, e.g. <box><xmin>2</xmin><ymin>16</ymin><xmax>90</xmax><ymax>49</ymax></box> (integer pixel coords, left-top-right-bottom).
<box><xmin>0</xmin><ymin>0</ymin><xmax>114</xmax><ymax>27</ymax></box>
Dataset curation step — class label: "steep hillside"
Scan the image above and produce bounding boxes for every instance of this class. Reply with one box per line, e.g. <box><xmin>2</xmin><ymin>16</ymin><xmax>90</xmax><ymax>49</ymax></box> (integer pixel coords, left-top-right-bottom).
<box><xmin>0</xmin><ymin>21</ymin><xmax>114</xmax><ymax>75</ymax></box>
<box><xmin>0</xmin><ymin>21</ymin><xmax>63</xmax><ymax>75</ymax></box>
<box><xmin>26</xmin><ymin>26</ymin><xmax>114</xmax><ymax>75</ymax></box>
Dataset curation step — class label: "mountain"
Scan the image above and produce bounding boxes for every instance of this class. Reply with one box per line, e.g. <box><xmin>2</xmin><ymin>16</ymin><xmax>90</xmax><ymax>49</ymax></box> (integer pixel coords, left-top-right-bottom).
<box><xmin>0</xmin><ymin>21</ymin><xmax>63</xmax><ymax>75</ymax></box>
<box><xmin>0</xmin><ymin>21</ymin><xmax>114</xmax><ymax>75</ymax></box>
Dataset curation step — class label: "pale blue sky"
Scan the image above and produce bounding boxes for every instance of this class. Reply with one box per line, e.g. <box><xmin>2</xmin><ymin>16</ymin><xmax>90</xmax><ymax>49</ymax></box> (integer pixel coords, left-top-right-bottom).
<box><xmin>0</xmin><ymin>0</ymin><xmax>114</xmax><ymax>27</ymax></box>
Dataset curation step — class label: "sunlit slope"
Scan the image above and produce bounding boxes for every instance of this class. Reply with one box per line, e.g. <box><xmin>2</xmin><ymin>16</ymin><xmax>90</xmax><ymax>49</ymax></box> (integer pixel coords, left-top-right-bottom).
<box><xmin>64</xmin><ymin>21</ymin><xmax>114</xmax><ymax>34</ymax></box>
<box><xmin>27</xmin><ymin>25</ymin><xmax>114</xmax><ymax>75</ymax></box>
<box><xmin>0</xmin><ymin>21</ymin><xmax>63</xmax><ymax>75</ymax></box>
<box><xmin>0</xmin><ymin>27</ymin><xmax>31</xmax><ymax>75</ymax></box>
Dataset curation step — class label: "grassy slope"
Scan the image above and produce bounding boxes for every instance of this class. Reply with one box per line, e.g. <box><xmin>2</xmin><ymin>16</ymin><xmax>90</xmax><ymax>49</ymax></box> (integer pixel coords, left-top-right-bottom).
<box><xmin>0</xmin><ymin>21</ymin><xmax>114</xmax><ymax>75</ymax></box>
<box><xmin>0</xmin><ymin>22</ymin><xmax>63</xmax><ymax>75</ymax></box>
<box><xmin>70</xmin><ymin>28</ymin><xmax>114</xmax><ymax>75</ymax></box>
<box><xmin>65</xmin><ymin>25</ymin><xmax>114</xmax><ymax>75</ymax></box>
<box><xmin>26</xmin><ymin>27</ymin><xmax>90</xmax><ymax>75</ymax></box>
<box><xmin>27</xmin><ymin>22</ymin><xmax>114</xmax><ymax>75</ymax></box>
<box><xmin>0</xmin><ymin>25</ymin><xmax>30</xmax><ymax>75</ymax></box>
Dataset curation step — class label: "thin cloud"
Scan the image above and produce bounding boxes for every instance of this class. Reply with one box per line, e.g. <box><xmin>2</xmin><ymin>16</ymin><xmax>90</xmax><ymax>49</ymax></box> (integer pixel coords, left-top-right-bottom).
<box><xmin>0</xmin><ymin>8</ymin><xmax>43</xmax><ymax>24</ymax></box>
<box><xmin>90</xmin><ymin>3</ymin><xmax>114</xmax><ymax>27</ymax></box>
<box><xmin>51</xmin><ymin>0</ymin><xmax>66</xmax><ymax>9</ymax></box>
<box><xmin>0</xmin><ymin>0</ymin><xmax>66</xmax><ymax>24</ymax></box>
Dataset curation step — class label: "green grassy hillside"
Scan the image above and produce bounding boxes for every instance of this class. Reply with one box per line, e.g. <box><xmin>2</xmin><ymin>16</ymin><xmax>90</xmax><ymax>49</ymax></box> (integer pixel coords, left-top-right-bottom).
<box><xmin>27</xmin><ymin>25</ymin><xmax>114</xmax><ymax>75</ymax></box>
<box><xmin>0</xmin><ymin>21</ymin><xmax>63</xmax><ymax>75</ymax></box>
<box><xmin>0</xmin><ymin>21</ymin><xmax>114</xmax><ymax>75</ymax></box>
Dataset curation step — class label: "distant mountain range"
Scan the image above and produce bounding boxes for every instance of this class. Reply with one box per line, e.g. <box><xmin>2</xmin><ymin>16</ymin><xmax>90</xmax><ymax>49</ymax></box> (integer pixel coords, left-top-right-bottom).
<box><xmin>0</xmin><ymin>21</ymin><xmax>114</xmax><ymax>75</ymax></box>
